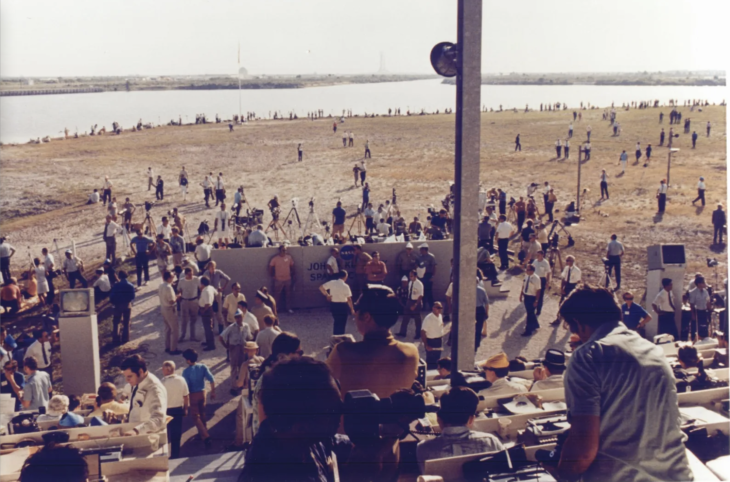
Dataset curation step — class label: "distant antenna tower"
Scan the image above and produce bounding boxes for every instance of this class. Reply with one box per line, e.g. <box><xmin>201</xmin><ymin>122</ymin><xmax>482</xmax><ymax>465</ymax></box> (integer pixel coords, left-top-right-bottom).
<box><xmin>378</xmin><ymin>51</ymin><xmax>387</xmax><ymax>74</ymax></box>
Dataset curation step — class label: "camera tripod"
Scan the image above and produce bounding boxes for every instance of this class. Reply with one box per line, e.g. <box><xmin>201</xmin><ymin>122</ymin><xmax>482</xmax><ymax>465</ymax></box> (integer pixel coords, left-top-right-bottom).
<box><xmin>142</xmin><ymin>212</ymin><xmax>157</xmax><ymax>237</ymax></box>
<box><xmin>347</xmin><ymin>209</ymin><xmax>368</xmax><ymax>237</ymax></box>
<box><xmin>548</xmin><ymin>246</ymin><xmax>564</xmax><ymax>277</ymax></box>
<box><xmin>599</xmin><ymin>259</ymin><xmax>615</xmax><ymax>291</ymax></box>
<box><xmin>265</xmin><ymin>212</ymin><xmax>291</xmax><ymax>242</ymax></box>
<box><xmin>580</xmin><ymin>188</ymin><xmax>595</xmax><ymax>212</ymax></box>
<box><xmin>301</xmin><ymin>201</ymin><xmax>324</xmax><ymax>238</ymax></box>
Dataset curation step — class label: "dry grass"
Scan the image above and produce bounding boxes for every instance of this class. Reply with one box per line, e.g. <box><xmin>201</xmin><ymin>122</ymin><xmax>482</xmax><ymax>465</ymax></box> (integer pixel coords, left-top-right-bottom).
<box><xmin>0</xmin><ymin>105</ymin><xmax>726</xmax><ymax>296</ymax></box>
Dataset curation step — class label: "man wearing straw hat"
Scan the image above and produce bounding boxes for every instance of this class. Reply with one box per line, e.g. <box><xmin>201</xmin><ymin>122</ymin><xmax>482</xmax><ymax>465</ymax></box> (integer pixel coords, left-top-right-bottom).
<box><xmin>477</xmin><ymin>352</ymin><xmax>528</xmax><ymax>397</ymax></box>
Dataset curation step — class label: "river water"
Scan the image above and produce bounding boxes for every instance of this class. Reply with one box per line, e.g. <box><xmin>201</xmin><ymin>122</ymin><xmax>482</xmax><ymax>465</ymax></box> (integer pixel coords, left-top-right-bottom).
<box><xmin>0</xmin><ymin>79</ymin><xmax>725</xmax><ymax>144</ymax></box>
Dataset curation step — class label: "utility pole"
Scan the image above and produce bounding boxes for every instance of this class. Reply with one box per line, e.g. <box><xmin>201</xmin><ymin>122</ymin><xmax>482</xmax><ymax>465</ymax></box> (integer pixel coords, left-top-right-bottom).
<box><xmin>667</xmin><ymin>148</ymin><xmax>679</xmax><ymax>186</ymax></box>
<box><xmin>450</xmin><ymin>0</ymin><xmax>482</xmax><ymax>371</ymax></box>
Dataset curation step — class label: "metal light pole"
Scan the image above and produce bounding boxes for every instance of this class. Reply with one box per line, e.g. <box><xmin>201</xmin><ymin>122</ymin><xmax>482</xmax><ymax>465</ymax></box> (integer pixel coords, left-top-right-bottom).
<box><xmin>667</xmin><ymin>148</ymin><xmax>679</xmax><ymax>186</ymax></box>
<box><xmin>450</xmin><ymin>0</ymin><xmax>482</xmax><ymax>371</ymax></box>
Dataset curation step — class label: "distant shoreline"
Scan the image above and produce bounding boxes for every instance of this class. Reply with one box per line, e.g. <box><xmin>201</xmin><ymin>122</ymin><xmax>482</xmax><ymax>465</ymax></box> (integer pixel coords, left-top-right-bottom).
<box><xmin>442</xmin><ymin>73</ymin><xmax>726</xmax><ymax>87</ymax></box>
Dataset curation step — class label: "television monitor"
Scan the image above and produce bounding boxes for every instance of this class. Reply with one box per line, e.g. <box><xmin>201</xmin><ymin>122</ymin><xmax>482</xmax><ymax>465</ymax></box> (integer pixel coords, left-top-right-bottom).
<box><xmin>661</xmin><ymin>245</ymin><xmax>686</xmax><ymax>265</ymax></box>
<box><xmin>59</xmin><ymin>289</ymin><xmax>95</xmax><ymax>316</ymax></box>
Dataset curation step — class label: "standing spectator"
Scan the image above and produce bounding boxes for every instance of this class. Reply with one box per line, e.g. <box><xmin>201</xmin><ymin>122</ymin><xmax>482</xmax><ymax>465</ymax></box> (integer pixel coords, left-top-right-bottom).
<box><xmin>495</xmin><ymin>215</ymin><xmax>515</xmax><ymax>270</ymax></box>
<box><xmin>555</xmin><ymin>139</ymin><xmax>562</xmax><ymax>158</ymax></box>
<box><xmin>646</xmin><ymin>143</ymin><xmax>652</xmax><ymax>161</ymax></box>
<box><xmin>236</xmin><ymin>300</ymin><xmax>260</xmax><ymax>339</ymax></box>
<box><xmin>707</xmin><ymin>121</ymin><xmax>711</xmax><ymax>137</ymax></box>
<box><xmin>1</xmin><ymin>278</ymin><xmax>22</xmax><ymax>315</ymax></box>
<box><xmin>660</xmin><ymin>128</ymin><xmax>665</xmax><ymax>146</ymax></box>
<box><xmin>297</xmin><ymin>143</ymin><xmax>303</xmax><ymax>162</ymax></box>
<box><xmin>474</xmin><ymin>281</ymin><xmax>490</xmax><ymax>348</ymax></box>
<box><xmin>177</xmin><ymin>267</ymin><xmax>200</xmax><ymax>342</ymax></box>
<box><xmin>62</xmin><ymin>250</ymin><xmax>87</xmax><ymax>289</ymax></box>
<box><xmin>583</xmin><ymin>141</ymin><xmax>591</xmax><ymax>161</ymax></box>
<box><xmin>359</xmin><ymin>159</ymin><xmax>367</xmax><ymax>185</ymax></box>
<box><xmin>130</xmin><ymin>230</ymin><xmax>154</xmax><ymax>287</ymax></box>
<box><xmin>688</xmin><ymin>278</ymin><xmax>712</xmax><ymax>341</ymax></box>
<box><xmin>155</xmin><ymin>176</ymin><xmax>164</xmax><ymax>200</ymax></box>
<box><xmin>692</xmin><ymin>177</ymin><xmax>706</xmax><ymax>206</ymax></box>
<box><xmin>158</xmin><ymin>271</ymin><xmax>181</xmax><ymax>355</ymax></box>
<box><xmin>397</xmin><ymin>271</ymin><xmax>424</xmax><ymax>338</ymax></box>
<box><xmin>154</xmin><ymin>235</ymin><xmax>172</xmax><ymax>276</ymax></box>
<box><xmin>418</xmin><ymin>244</ymin><xmax>438</xmax><ymax>311</ymax></box>
<box><xmin>109</xmin><ymin>271</ymin><xmax>136</xmax><ymax>345</ymax></box>
<box><xmin>2</xmin><ymin>360</ymin><xmax>25</xmax><ymax>411</ymax></box>
<box><xmin>605</xmin><ymin>234</ymin><xmax>624</xmax><ymax>291</ymax></box>
<box><xmin>365</xmin><ymin>252</ymin><xmax>388</xmax><ymax>283</ymax></box>
<box><xmin>219</xmin><ymin>310</ymin><xmax>253</xmax><ymax>394</ymax></box>
<box><xmin>170</xmin><ymin>228</ymin><xmax>185</xmax><ymax>267</ymax></box>
<box><xmin>532</xmin><ymin>251</ymin><xmax>551</xmax><ymax>317</ymax></box>
<box><xmin>620</xmin><ymin>291</ymin><xmax>652</xmax><ymax>338</ymax></box>
<box><xmin>25</xmin><ymin>330</ymin><xmax>52</xmax><ymax>381</ymax></box>
<box><xmin>147</xmin><ymin>167</ymin><xmax>154</xmax><ymax>191</ymax></box>
<box><xmin>546</xmin><ymin>189</ymin><xmax>556</xmax><ymax>222</ymax></box>
<box><xmin>692</xmin><ymin>131</ymin><xmax>698</xmax><ymax>148</ymax></box>
<box><xmin>41</xmin><ymin>248</ymin><xmax>56</xmax><ymax>305</ymax></box>
<box><xmin>421</xmin><ymin>303</ymin><xmax>445</xmax><ymax>369</ymax></box>
<box><xmin>121</xmin><ymin>355</ymin><xmax>168</xmax><ymax>436</ymax></box>
<box><xmin>657</xmin><ymin>179</ymin><xmax>668</xmax><ymax>214</ymax></box>
<box><xmin>348</xmin><ymin>131</ymin><xmax>354</xmax><ymax>147</ymax></box>
<box><xmin>202</xmin><ymin>261</ymin><xmax>231</xmax><ymax>333</ymax></box>
<box><xmin>568</xmin><ymin>123</ymin><xmax>573</xmax><ymax>138</ymax></box>
<box><xmin>396</xmin><ymin>243</ymin><xmax>418</xmax><ymax>279</ymax></box>
<box><xmin>21</xmin><ymin>357</ymin><xmax>52</xmax><ymax>410</ymax></box>
<box><xmin>103</xmin><ymin>215</ymin><xmax>122</xmax><ymax>266</ymax></box>
<box><xmin>364</xmin><ymin>139</ymin><xmax>371</xmax><ymax>158</ymax></box>
<box><xmin>564</xmin><ymin>139</ymin><xmax>570</xmax><ymax>158</ymax></box>
<box><xmin>161</xmin><ymin>360</ymin><xmax>189</xmax><ymax>459</ymax></box>
<box><xmin>0</xmin><ymin>237</ymin><xmax>16</xmax><ymax>283</ymax></box>
<box><xmin>514</xmin><ymin>134</ymin><xmax>521</xmax><ymax>152</ymax></box>
<box><xmin>586</xmin><ymin>125</ymin><xmax>592</xmax><ymax>141</ymax></box>
<box><xmin>182</xmin><ymin>349</ymin><xmax>215</xmax><ymax>448</ymax></box>
<box><xmin>234</xmin><ymin>341</ymin><xmax>264</xmax><ymax>394</ymax></box>
<box><xmin>331</xmin><ymin>203</ymin><xmax>346</xmax><ymax>237</ymax></box>
<box><xmin>552</xmin><ymin>255</ymin><xmax>581</xmax><ymax>325</ymax></box>
<box><xmin>713</xmin><ymin>204</ymin><xmax>726</xmax><ymax>245</ymax></box>
<box><xmin>519</xmin><ymin>265</ymin><xmax>541</xmax><ymax>336</ymax></box>
<box><xmin>222</xmin><ymin>282</ymin><xmax>246</xmax><ymax>328</ymax></box>
<box><xmin>635</xmin><ymin>142</ymin><xmax>642</xmax><ymax>163</ymax></box>
<box><xmin>255</xmin><ymin>315</ymin><xmax>281</xmax><ymax>359</ymax></box>
<box><xmin>618</xmin><ymin>150</ymin><xmax>628</xmax><ymax>174</ymax></box>
<box><xmin>600</xmin><ymin>170</ymin><xmax>609</xmax><ymax>200</ymax></box>
<box><xmin>194</xmin><ymin>237</ymin><xmax>213</xmax><ymax>272</ymax></box>
<box><xmin>269</xmin><ymin>245</ymin><xmax>295</xmax><ymax>314</ymax></box>
<box><xmin>651</xmin><ymin>279</ymin><xmax>680</xmax><ymax>340</ymax></box>
<box><xmin>198</xmin><ymin>277</ymin><xmax>217</xmax><ymax>351</ymax></box>
<box><xmin>353</xmin><ymin>244</ymin><xmax>372</xmax><ymax>298</ymax></box>
<box><xmin>319</xmin><ymin>271</ymin><xmax>355</xmax><ymax>335</ymax></box>
<box><xmin>250</xmin><ymin>291</ymin><xmax>275</xmax><ymax>329</ymax></box>
<box><xmin>325</xmin><ymin>248</ymin><xmax>342</xmax><ymax>280</ymax></box>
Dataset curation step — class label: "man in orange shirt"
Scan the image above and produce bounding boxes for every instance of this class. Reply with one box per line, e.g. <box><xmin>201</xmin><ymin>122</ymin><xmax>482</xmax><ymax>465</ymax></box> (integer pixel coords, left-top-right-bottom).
<box><xmin>269</xmin><ymin>245</ymin><xmax>295</xmax><ymax>314</ymax></box>
<box><xmin>365</xmin><ymin>251</ymin><xmax>388</xmax><ymax>283</ymax></box>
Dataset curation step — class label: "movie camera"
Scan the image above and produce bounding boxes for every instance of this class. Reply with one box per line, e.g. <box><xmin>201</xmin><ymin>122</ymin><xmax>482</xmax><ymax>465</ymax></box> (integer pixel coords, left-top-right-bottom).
<box><xmin>547</xmin><ymin>220</ymin><xmax>575</xmax><ymax>248</ymax></box>
<box><xmin>235</xmin><ymin>208</ymin><xmax>265</xmax><ymax>228</ymax></box>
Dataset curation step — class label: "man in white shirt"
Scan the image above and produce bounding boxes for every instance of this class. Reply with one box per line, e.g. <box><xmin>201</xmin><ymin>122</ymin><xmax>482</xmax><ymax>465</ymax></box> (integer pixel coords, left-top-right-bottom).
<box><xmin>194</xmin><ymin>237</ymin><xmax>212</xmax><ymax>272</ymax></box>
<box><xmin>495</xmin><ymin>215</ymin><xmax>516</xmax><ymax>270</ymax></box>
<box><xmin>147</xmin><ymin>167</ymin><xmax>154</xmax><ymax>191</ymax></box>
<box><xmin>552</xmin><ymin>255</ymin><xmax>581</xmax><ymax>325</ymax></box>
<box><xmin>93</xmin><ymin>268</ymin><xmax>112</xmax><ymax>301</ymax></box>
<box><xmin>159</xmin><ymin>271</ymin><xmax>181</xmax><ymax>355</ymax></box>
<box><xmin>532</xmin><ymin>250</ymin><xmax>551</xmax><ymax>316</ymax></box>
<box><xmin>198</xmin><ymin>277</ymin><xmax>217</xmax><ymax>351</ymax></box>
<box><xmin>121</xmin><ymin>355</ymin><xmax>167</xmax><ymax>436</ymax></box>
<box><xmin>247</xmin><ymin>225</ymin><xmax>268</xmax><ymax>248</ymax></box>
<box><xmin>396</xmin><ymin>270</ymin><xmax>424</xmax><ymax>339</ymax></box>
<box><xmin>219</xmin><ymin>309</ymin><xmax>253</xmax><ymax>392</ymax></box>
<box><xmin>692</xmin><ymin>176</ymin><xmax>706</xmax><ymax>207</ymax></box>
<box><xmin>479</xmin><ymin>352</ymin><xmax>528</xmax><ymax>397</ymax></box>
<box><xmin>201</xmin><ymin>173</ymin><xmax>213</xmax><ymax>208</ymax></box>
<box><xmin>177</xmin><ymin>267</ymin><xmax>200</xmax><ymax>342</ymax></box>
<box><xmin>520</xmin><ymin>265</ymin><xmax>541</xmax><ymax>336</ymax></box>
<box><xmin>530</xmin><ymin>349</ymin><xmax>565</xmax><ymax>392</ymax></box>
<box><xmin>26</xmin><ymin>330</ymin><xmax>53</xmax><ymax>379</ymax></box>
<box><xmin>157</xmin><ymin>217</ymin><xmax>173</xmax><ymax>242</ymax></box>
<box><xmin>215</xmin><ymin>173</ymin><xmax>225</xmax><ymax>206</ymax></box>
<box><xmin>600</xmin><ymin>169</ymin><xmax>609</xmax><ymax>200</ymax></box>
<box><xmin>222</xmin><ymin>282</ymin><xmax>246</xmax><ymax>327</ymax></box>
<box><xmin>657</xmin><ymin>179</ymin><xmax>668</xmax><ymax>213</ymax></box>
<box><xmin>421</xmin><ymin>302</ymin><xmax>445</xmax><ymax>369</ymax></box>
<box><xmin>651</xmin><ymin>278</ymin><xmax>679</xmax><ymax>340</ymax></box>
<box><xmin>103</xmin><ymin>215</ymin><xmax>123</xmax><ymax>265</ymax></box>
<box><xmin>325</xmin><ymin>248</ymin><xmax>342</xmax><ymax>279</ymax></box>
<box><xmin>88</xmin><ymin>189</ymin><xmax>100</xmax><ymax>204</ymax></box>
<box><xmin>255</xmin><ymin>314</ymin><xmax>281</xmax><ymax>359</ymax></box>
<box><xmin>161</xmin><ymin>360</ymin><xmax>189</xmax><ymax>459</ymax></box>
<box><xmin>235</xmin><ymin>300</ymin><xmax>260</xmax><ymax>337</ymax></box>
<box><xmin>320</xmin><ymin>271</ymin><xmax>355</xmax><ymax>335</ymax></box>
<box><xmin>214</xmin><ymin>203</ymin><xmax>231</xmax><ymax>245</ymax></box>
<box><xmin>62</xmin><ymin>250</ymin><xmax>87</xmax><ymax>288</ymax></box>
<box><xmin>376</xmin><ymin>218</ymin><xmax>391</xmax><ymax>236</ymax></box>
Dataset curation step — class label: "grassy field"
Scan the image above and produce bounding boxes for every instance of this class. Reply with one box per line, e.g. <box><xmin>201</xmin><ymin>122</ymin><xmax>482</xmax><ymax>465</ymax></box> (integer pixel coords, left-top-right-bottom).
<box><xmin>0</xmin><ymin>105</ymin><xmax>726</xmax><ymax>300</ymax></box>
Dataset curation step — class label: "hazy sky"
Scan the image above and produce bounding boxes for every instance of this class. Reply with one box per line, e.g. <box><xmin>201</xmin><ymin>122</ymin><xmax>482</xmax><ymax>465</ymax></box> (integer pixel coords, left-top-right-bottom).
<box><xmin>1</xmin><ymin>0</ymin><xmax>728</xmax><ymax>77</ymax></box>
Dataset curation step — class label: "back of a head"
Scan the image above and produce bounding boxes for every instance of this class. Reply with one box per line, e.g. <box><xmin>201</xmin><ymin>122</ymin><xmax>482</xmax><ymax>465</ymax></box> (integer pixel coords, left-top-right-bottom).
<box><xmin>97</xmin><ymin>382</ymin><xmax>116</xmax><ymax>403</ymax></box>
<box><xmin>439</xmin><ymin>386</ymin><xmax>479</xmax><ymax>426</ymax></box>
<box><xmin>271</xmin><ymin>331</ymin><xmax>300</xmax><ymax>357</ymax></box>
<box><xmin>355</xmin><ymin>285</ymin><xmax>401</xmax><ymax>329</ymax></box>
<box><xmin>259</xmin><ymin>357</ymin><xmax>341</xmax><ymax>436</ymax></box>
<box><xmin>678</xmin><ymin>346</ymin><xmax>700</xmax><ymax>368</ymax></box>
<box><xmin>558</xmin><ymin>284</ymin><xmax>622</xmax><ymax>332</ymax></box>
<box><xmin>20</xmin><ymin>445</ymin><xmax>88</xmax><ymax>482</ymax></box>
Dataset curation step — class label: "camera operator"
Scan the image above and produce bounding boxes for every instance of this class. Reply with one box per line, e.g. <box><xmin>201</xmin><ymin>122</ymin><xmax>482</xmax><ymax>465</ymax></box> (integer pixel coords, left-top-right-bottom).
<box><xmin>247</xmin><ymin>225</ymin><xmax>268</xmax><ymax>248</ymax></box>
<box><xmin>240</xmin><ymin>357</ymin><xmax>351</xmax><ymax>482</ymax></box>
<box><xmin>408</xmin><ymin>216</ymin><xmax>423</xmax><ymax>237</ymax></box>
<box><xmin>363</xmin><ymin>203</ymin><xmax>376</xmax><ymax>234</ymax></box>
<box><xmin>327</xmin><ymin>284</ymin><xmax>419</xmax><ymax>482</ymax></box>
<box><xmin>430</xmin><ymin>209</ymin><xmax>449</xmax><ymax>236</ymax></box>
<box><xmin>551</xmin><ymin>255</ymin><xmax>582</xmax><ymax>326</ymax></box>
<box><xmin>551</xmin><ymin>285</ymin><xmax>691</xmax><ymax>481</ymax></box>
<box><xmin>332</xmin><ymin>201</ymin><xmax>346</xmax><ymax>237</ymax></box>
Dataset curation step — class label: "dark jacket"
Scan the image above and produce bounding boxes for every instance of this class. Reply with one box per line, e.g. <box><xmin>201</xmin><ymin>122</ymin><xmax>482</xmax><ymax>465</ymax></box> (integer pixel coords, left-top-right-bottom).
<box><xmin>109</xmin><ymin>279</ymin><xmax>136</xmax><ymax>307</ymax></box>
<box><xmin>712</xmin><ymin>209</ymin><xmax>726</xmax><ymax>227</ymax></box>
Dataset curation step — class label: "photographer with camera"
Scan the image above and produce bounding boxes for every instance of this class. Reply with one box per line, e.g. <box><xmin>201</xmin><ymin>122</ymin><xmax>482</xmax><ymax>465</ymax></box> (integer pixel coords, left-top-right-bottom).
<box><xmin>327</xmin><ymin>284</ymin><xmax>419</xmax><ymax>481</ymax></box>
<box><xmin>332</xmin><ymin>201</ymin><xmax>346</xmax><ymax>237</ymax></box>
<box><xmin>550</xmin><ymin>285</ymin><xmax>691</xmax><ymax>481</ymax></box>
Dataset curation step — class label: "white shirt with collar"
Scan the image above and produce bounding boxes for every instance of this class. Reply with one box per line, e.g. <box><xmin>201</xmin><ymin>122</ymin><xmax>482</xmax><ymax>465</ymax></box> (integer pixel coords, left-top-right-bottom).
<box><xmin>532</xmin><ymin>259</ymin><xmax>551</xmax><ymax>278</ymax></box>
<box><xmin>653</xmin><ymin>289</ymin><xmax>676</xmax><ymax>313</ymax></box>
<box><xmin>408</xmin><ymin>279</ymin><xmax>424</xmax><ymax>300</ymax></box>
<box><xmin>561</xmin><ymin>265</ymin><xmax>581</xmax><ymax>284</ymax></box>
<box><xmin>241</xmin><ymin>311</ymin><xmax>260</xmax><ymax>333</ymax></box>
<box><xmin>43</xmin><ymin>254</ymin><xmax>55</xmax><ymax>270</ymax></box>
<box><xmin>323</xmin><ymin>279</ymin><xmax>352</xmax><ymax>303</ymax></box>
<box><xmin>63</xmin><ymin>256</ymin><xmax>82</xmax><ymax>272</ymax></box>
<box><xmin>698</xmin><ymin>181</ymin><xmax>706</xmax><ymax>190</ymax></box>
<box><xmin>658</xmin><ymin>183</ymin><xmax>668</xmax><ymax>194</ymax></box>
<box><xmin>128</xmin><ymin>372</ymin><xmax>168</xmax><ymax>434</ymax></box>
<box><xmin>93</xmin><ymin>274</ymin><xmax>111</xmax><ymax>292</ymax></box>
<box><xmin>26</xmin><ymin>339</ymin><xmax>52</xmax><ymax>369</ymax></box>
<box><xmin>215</xmin><ymin>178</ymin><xmax>225</xmax><ymax>190</ymax></box>
<box><xmin>0</xmin><ymin>244</ymin><xmax>13</xmax><ymax>258</ymax></box>
<box><xmin>326</xmin><ymin>256</ymin><xmax>339</xmax><ymax>274</ymax></box>
<box><xmin>496</xmin><ymin>222</ymin><xmax>513</xmax><ymax>239</ymax></box>
<box><xmin>195</xmin><ymin>244</ymin><xmax>212</xmax><ymax>262</ymax></box>
<box><xmin>522</xmin><ymin>273</ymin><xmax>541</xmax><ymax>297</ymax></box>
<box><xmin>105</xmin><ymin>222</ymin><xmax>122</xmax><ymax>238</ymax></box>
<box><xmin>479</xmin><ymin>377</ymin><xmax>528</xmax><ymax>397</ymax></box>
<box><xmin>531</xmin><ymin>374</ymin><xmax>564</xmax><ymax>391</ymax></box>
<box><xmin>157</xmin><ymin>224</ymin><xmax>172</xmax><ymax>239</ymax></box>
<box><xmin>162</xmin><ymin>374</ymin><xmax>189</xmax><ymax>409</ymax></box>
<box><xmin>422</xmin><ymin>312</ymin><xmax>444</xmax><ymax>339</ymax></box>
<box><xmin>199</xmin><ymin>285</ymin><xmax>217</xmax><ymax>308</ymax></box>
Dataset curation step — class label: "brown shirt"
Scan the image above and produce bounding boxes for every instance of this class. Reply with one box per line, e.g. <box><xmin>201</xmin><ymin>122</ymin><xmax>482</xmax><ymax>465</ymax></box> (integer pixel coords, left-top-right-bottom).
<box><xmin>327</xmin><ymin>331</ymin><xmax>419</xmax><ymax>400</ymax></box>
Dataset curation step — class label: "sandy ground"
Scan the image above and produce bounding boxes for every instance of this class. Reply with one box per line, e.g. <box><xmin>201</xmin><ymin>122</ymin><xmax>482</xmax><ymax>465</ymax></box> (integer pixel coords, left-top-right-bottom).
<box><xmin>0</xmin><ymin>104</ymin><xmax>726</xmax><ymax>455</ymax></box>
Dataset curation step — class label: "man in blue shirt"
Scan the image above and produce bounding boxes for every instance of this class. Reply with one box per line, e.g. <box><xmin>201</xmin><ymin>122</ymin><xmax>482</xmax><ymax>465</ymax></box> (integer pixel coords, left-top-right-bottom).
<box><xmin>331</xmin><ymin>202</ymin><xmax>346</xmax><ymax>237</ymax></box>
<box><xmin>109</xmin><ymin>271</ymin><xmax>136</xmax><ymax>345</ymax></box>
<box><xmin>555</xmin><ymin>286</ymin><xmax>690</xmax><ymax>482</ymax></box>
<box><xmin>620</xmin><ymin>291</ymin><xmax>652</xmax><ymax>338</ymax></box>
<box><xmin>130</xmin><ymin>230</ymin><xmax>154</xmax><ymax>287</ymax></box>
<box><xmin>182</xmin><ymin>349</ymin><xmax>215</xmax><ymax>448</ymax></box>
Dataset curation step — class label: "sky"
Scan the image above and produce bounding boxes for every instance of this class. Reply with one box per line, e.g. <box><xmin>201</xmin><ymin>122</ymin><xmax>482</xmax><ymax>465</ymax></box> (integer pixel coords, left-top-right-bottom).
<box><xmin>1</xmin><ymin>0</ymin><xmax>728</xmax><ymax>77</ymax></box>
